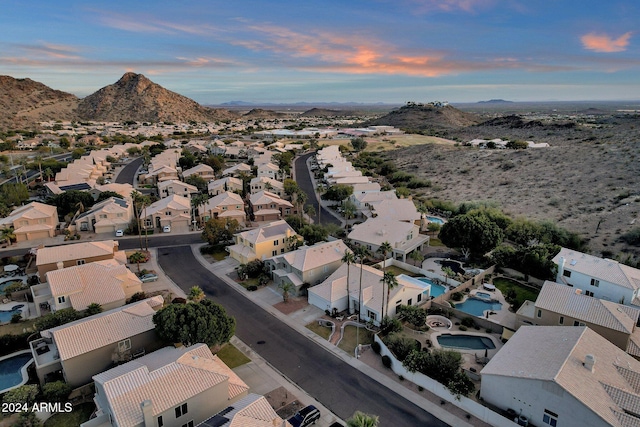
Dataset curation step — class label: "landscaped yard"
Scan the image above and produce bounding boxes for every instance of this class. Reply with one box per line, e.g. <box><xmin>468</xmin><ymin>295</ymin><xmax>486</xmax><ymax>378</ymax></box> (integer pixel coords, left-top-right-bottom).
<box><xmin>216</xmin><ymin>343</ymin><xmax>250</xmax><ymax>369</ymax></box>
<box><xmin>428</xmin><ymin>237</ymin><xmax>445</xmax><ymax>246</ymax></box>
<box><xmin>385</xmin><ymin>265</ymin><xmax>421</xmax><ymax>277</ymax></box>
<box><xmin>43</xmin><ymin>402</ymin><xmax>95</xmax><ymax>427</ymax></box>
<box><xmin>338</xmin><ymin>325</ymin><xmax>374</xmax><ymax>354</ymax></box>
<box><xmin>306</xmin><ymin>321</ymin><xmax>332</xmax><ymax>340</ymax></box>
<box><xmin>493</xmin><ymin>277</ymin><xmax>540</xmax><ymax>310</ymax></box>
<box><xmin>0</xmin><ymin>318</ymin><xmax>37</xmax><ymax>335</ymax></box>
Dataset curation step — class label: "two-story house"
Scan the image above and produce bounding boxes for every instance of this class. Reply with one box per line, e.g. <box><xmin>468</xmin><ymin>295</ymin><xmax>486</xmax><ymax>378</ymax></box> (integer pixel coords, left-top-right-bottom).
<box><xmin>198</xmin><ymin>191</ymin><xmax>246</xmax><ymax>226</ymax></box>
<box><xmin>85</xmin><ymin>344</ymin><xmax>249</xmax><ymax>427</ymax></box>
<box><xmin>553</xmin><ymin>247</ymin><xmax>640</xmax><ymax>306</ymax></box>
<box><xmin>157</xmin><ymin>179</ymin><xmax>198</xmax><ymax>200</ymax></box>
<box><xmin>74</xmin><ymin>197</ymin><xmax>132</xmax><ymax>234</ymax></box>
<box><xmin>30</xmin><ymin>296</ymin><xmax>164</xmax><ymax>387</ymax></box>
<box><xmin>265</xmin><ymin>240</ymin><xmax>350</xmax><ymax>294</ymax></box>
<box><xmin>256</xmin><ymin>162</ymin><xmax>281</xmax><ymax>181</ymax></box>
<box><xmin>182</xmin><ymin>163</ymin><xmax>215</xmax><ymax>182</ymax></box>
<box><xmin>249</xmin><ymin>177</ymin><xmax>285</xmax><ymax>198</ymax></box>
<box><xmin>227</xmin><ymin>220</ymin><xmax>301</xmax><ymax>264</ymax></box>
<box><xmin>0</xmin><ymin>202</ymin><xmax>59</xmax><ymax>242</ymax></box>
<box><xmin>347</xmin><ymin>217</ymin><xmax>429</xmax><ymax>263</ymax></box>
<box><xmin>208</xmin><ymin>177</ymin><xmax>243</xmax><ymax>196</ymax></box>
<box><xmin>249</xmin><ymin>191</ymin><xmax>296</xmax><ymax>222</ymax></box>
<box><xmin>142</xmin><ymin>194</ymin><xmax>191</xmax><ymax>233</ymax></box>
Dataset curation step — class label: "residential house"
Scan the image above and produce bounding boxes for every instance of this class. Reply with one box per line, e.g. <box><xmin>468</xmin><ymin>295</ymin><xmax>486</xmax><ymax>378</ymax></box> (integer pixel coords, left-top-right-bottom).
<box><xmin>250</xmin><ymin>177</ymin><xmax>285</xmax><ymax>198</ymax></box>
<box><xmin>142</xmin><ymin>194</ymin><xmax>191</xmax><ymax>233</ymax></box>
<box><xmin>208</xmin><ymin>177</ymin><xmax>243</xmax><ymax>196</ymax></box>
<box><xmin>553</xmin><ymin>247</ymin><xmax>640</xmax><ymax>306</ymax></box>
<box><xmin>201</xmin><ymin>394</ymin><xmax>291</xmax><ymax>427</ymax></box>
<box><xmin>36</xmin><ymin>239</ymin><xmax>126</xmax><ymax>282</ymax></box>
<box><xmin>350</xmin><ymin>190</ymin><xmax>397</xmax><ymax>214</ymax></box>
<box><xmin>142</xmin><ymin>165</ymin><xmax>180</xmax><ymax>184</ymax></box>
<box><xmin>364</xmin><ymin>198</ymin><xmax>420</xmax><ymax>224</ymax></box>
<box><xmin>44</xmin><ymin>179</ymin><xmax>96</xmax><ymax>196</ymax></box>
<box><xmin>351</xmin><ymin>182</ymin><xmax>381</xmax><ymax>195</ymax></box>
<box><xmin>516</xmin><ymin>281</ymin><xmax>640</xmax><ymax>357</ymax></box>
<box><xmin>480</xmin><ymin>326</ymin><xmax>640</xmax><ymax>427</ymax></box>
<box><xmin>0</xmin><ymin>202</ymin><xmax>59</xmax><ymax>242</ymax></box>
<box><xmin>249</xmin><ymin>191</ymin><xmax>295</xmax><ymax>222</ymax></box>
<box><xmin>198</xmin><ymin>192</ymin><xmax>246</xmax><ymax>226</ymax></box>
<box><xmin>308</xmin><ymin>263</ymin><xmax>428</xmax><ymax>325</ymax></box>
<box><xmin>347</xmin><ymin>217</ymin><xmax>429</xmax><ymax>263</ymax></box>
<box><xmin>31</xmin><ymin>260</ymin><xmax>143</xmax><ymax>316</ymax></box>
<box><xmin>265</xmin><ymin>240</ymin><xmax>350</xmax><ymax>294</ymax></box>
<box><xmin>74</xmin><ymin>197</ymin><xmax>132</xmax><ymax>234</ymax></box>
<box><xmin>227</xmin><ymin>220</ymin><xmax>300</xmax><ymax>264</ymax></box>
<box><xmin>182</xmin><ymin>164</ymin><xmax>215</xmax><ymax>182</ymax></box>
<box><xmin>158</xmin><ymin>179</ymin><xmax>198</xmax><ymax>200</ymax></box>
<box><xmin>256</xmin><ymin>162</ymin><xmax>281</xmax><ymax>181</ymax></box>
<box><xmin>85</xmin><ymin>344</ymin><xmax>249</xmax><ymax>427</ymax></box>
<box><xmin>30</xmin><ymin>296</ymin><xmax>163</xmax><ymax>387</ymax></box>
<box><xmin>221</xmin><ymin>163</ymin><xmax>252</xmax><ymax>178</ymax></box>
<box><xmin>89</xmin><ymin>183</ymin><xmax>135</xmax><ymax>202</ymax></box>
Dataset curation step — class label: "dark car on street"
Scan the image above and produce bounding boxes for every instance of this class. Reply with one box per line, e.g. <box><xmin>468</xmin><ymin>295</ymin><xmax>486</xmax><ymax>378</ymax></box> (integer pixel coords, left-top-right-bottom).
<box><xmin>288</xmin><ymin>405</ymin><xmax>321</xmax><ymax>427</ymax></box>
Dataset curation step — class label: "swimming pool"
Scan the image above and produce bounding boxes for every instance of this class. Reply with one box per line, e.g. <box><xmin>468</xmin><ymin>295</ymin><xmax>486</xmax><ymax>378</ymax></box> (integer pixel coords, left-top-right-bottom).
<box><xmin>456</xmin><ymin>298</ymin><xmax>502</xmax><ymax>316</ymax></box>
<box><xmin>0</xmin><ymin>351</ymin><xmax>33</xmax><ymax>393</ymax></box>
<box><xmin>0</xmin><ymin>305</ymin><xmax>25</xmax><ymax>324</ymax></box>
<box><xmin>426</xmin><ymin>216</ymin><xmax>445</xmax><ymax>225</ymax></box>
<box><xmin>0</xmin><ymin>279</ymin><xmax>24</xmax><ymax>294</ymax></box>
<box><xmin>418</xmin><ymin>278</ymin><xmax>447</xmax><ymax>298</ymax></box>
<box><xmin>475</xmin><ymin>292</ymin><xmax>492</xmax><ymax>299</ymax></box>
<box><xmin>437</xmin><ymin>334</ymin><xmax>496</xmax><ymax>350</ymax></box>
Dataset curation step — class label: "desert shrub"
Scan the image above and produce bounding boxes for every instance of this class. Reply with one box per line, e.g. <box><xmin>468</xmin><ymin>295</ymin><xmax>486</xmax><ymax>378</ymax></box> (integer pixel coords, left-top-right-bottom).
<box><xmin>381</xmin><ymin>355</ymin><xmax>392</xmax><ymax>369</ymax></box>
<box><xmin>171</xmin><ymin>297</ymin><xmax>187</xmax><ymax>304</ymax></box>
<box><xmin>42</xmin><ymin>381</ymin><xmax>72</xmax><ymax>402</ymax></box>
<box><xmin>127</xmin><ymin>291</ymin><xmax>148</xmax><ymax>304</ymax></box>
<box><xmin>245</xmin><ymin>259</ymin><xmax>266</xmax><ymax>279</ymax></box>
<box><xmin>459</xmin><ymin>325</ymin><xmax>468</xmax><ymax>331</ymax></box>
<box><xmin>451</xmin><ymin>292</ymin><xmax>463</xmax><ymax>301</ymax></box>
<box><xmin>380</xmin><ymin>316</ymin><xmax>403</xmax><ymax>335</ymax></box>
<box><xmin>385</xmin><ymin>334</ymin><xmax>421</xmax><ymax>361</ymax></box>
<box><xmin>461</xmin><ymin>317</ymin><xmax>476</xmax><ymax>327</ymax></box>
<box><xmin>621</xmin><ymin>227</ymin><xmax>640</xmax><ymax>246</ymax></box>
<box><xmin>10</xmin><ymin>313</ymin><xmax>22</xmax><ymax>323</ymax></box>
<box><xmin>371</xmin><ymin>341</ymin><xmax>381</xmax><ymax>354</ymax></box>
<box><xmin>247</xmin><ymin>285</ymin><xmax>258</xmax><ymax>292</ymax></box>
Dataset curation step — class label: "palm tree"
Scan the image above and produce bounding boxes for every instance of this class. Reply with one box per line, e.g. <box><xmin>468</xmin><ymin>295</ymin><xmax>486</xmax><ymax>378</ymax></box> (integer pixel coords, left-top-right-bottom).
<box><xmin>0</xmin><ymin>228</ymin><xmax>16</xmax><ymax>246</ymax></box>
<box><xmin>346</xmin><ymin>411</ymin><xmax>379</xmax><ymax>427</ymax></box>
<box><xmin>353</xmin><ymin>246</ymin><xmax>371</xmax><ymax>323</ymax></box>
<box><xmin>131</xmin><ymin>190</ymin><xmax>144</xmax><ymax>250</ymax></box>
<box><xmin>188</xmin><ymin>286</ymin><xmax>205</xmax><ymax>303</ymax></box>
<box><xmin>380</xmin><ymin>271</ymin><xmax>399</xmax><ymax>321</ymax></box>
<box><xmin>442</xmin><ymin>266</ymin><xmax>455</xmax><ymax>286</ymax></box>
<box><xmin>263</xmin><ymin>180</ymin><xmax>273</xmax><ymax>191</ymax></box>
<box><xmin>191</xmin><ymin>193</ymin><xmax>209</xmax><ymax>227</ymax></box>
<box><xmin>304</xmin><ymin>204</ymin><xmax>316</xmax><ymax>222</ymax></box>
<box><xmin>377</xmin><ymin>241</ymin><xmax>393</xmax><ymax>271</ymax></box>
<box><xmin>43</xmin><ymin>167</ymin><xmax>53</xmax><ymax>182</ymax></box>
<box><xmin>342</xmin><ymin>200</ymin><xmax>356</xmax><ymax>234</ymax></box>
<box><xmin>128</xmin><ymin>251</ymin><xmax>147</xmax><ymax>273</ymax></box>
<box><xmin>295</xmin><ymin>191</ymin><xmax>307</xmax><ymax>222</ymax></box>
<box><xmin>409</xmin><ymin>249</ymin><xmax>424</xmax><ymax>267</ymax></box>
<box><xmin>341</xmin><ymin>250</ymin><xmax>356</xmax><ymax>314</ymax></box>
<box><xmin>279</xmin><ymin>281</ymin><xmax>295</xmax><ymax>303</ymax></box>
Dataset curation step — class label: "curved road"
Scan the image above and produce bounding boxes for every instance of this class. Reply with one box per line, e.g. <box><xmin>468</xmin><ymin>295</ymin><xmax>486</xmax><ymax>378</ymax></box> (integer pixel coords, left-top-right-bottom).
<box><xmin>158</xmin><ymin>245</ymin><xmax>448</xmax><ymax>427</ymax></box>
<box><xmin>294</xmin><ymin>152</ymin><xmax>341</xmax><ymax>226</ymax></box>
<box><xmin>115</xmin><ymin>157</ymin><xmax>144</xmax><ymax>185</ymax></box>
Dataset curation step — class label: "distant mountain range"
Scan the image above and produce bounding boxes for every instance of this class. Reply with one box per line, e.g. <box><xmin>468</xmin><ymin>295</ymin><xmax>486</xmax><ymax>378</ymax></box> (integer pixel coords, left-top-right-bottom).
<box><xmin>477</xmin><ymin>99</ymin><xmax>514</xmax><ymax>104</ymax></box>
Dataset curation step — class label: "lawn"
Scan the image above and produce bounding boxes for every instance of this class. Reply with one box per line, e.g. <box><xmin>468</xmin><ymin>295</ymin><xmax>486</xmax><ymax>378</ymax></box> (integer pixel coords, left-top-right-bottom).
<box><xmin>216</xmin><ymin>343</ymin><xmax>250</xmax><ymax>369</ymax></box>
<box><xmin>385</xmin><ymin>265</ymin><xmax>421</xmax><ymax>277</ymax></box>
<box><xmin>0</xmin><ymin>318</ymin><xmax>37</xmax><ymax>335</ymax></box>
<box><xmin>306</xmin><ymin>321</ymin><xmax>332</xmax><ymax>340</ymax></box>
<box><xmin>44</xmin><ymin>402</ymin><xmax>95</xmax><ymax>427</ymax></box>
<box><xmin>239</xmin><ymin>278</ymin><xmax>260</xmax><ymax>289</ymax></box>
<box><xmin>428</xmin><ymin>237</ymin><xmax>445</xmax><ymax>247</ymax></box>
<box><xmin>493</xmin><ymin>277</ymin><xmax>540</xmax><ymax>311</ymax></box>
<box><xmin>338</xmin><ymin>325</ymin><xmax>374</xmax><ymax>354</ymax></box>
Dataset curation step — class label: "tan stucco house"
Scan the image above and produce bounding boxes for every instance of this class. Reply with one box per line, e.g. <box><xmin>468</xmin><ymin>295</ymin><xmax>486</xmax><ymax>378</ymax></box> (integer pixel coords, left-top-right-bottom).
<box><xmin>0</xmin><ymin>202</ymin><xmax>59</xmax><ymax>242</ymax></box>
<box><xmin>227</xmin><ymin>220</ymin><xmax>301</xmax><ymax>264</ymax></box>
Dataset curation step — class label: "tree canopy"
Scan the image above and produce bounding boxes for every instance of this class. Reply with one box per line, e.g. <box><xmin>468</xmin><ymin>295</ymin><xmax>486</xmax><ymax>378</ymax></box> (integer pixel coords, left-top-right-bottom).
<box><xmin>321</xmin><ymin>184</ymin><xmax>353</xmax><ymax>202</ymax></box>
<box><xmin>49</xmin><ymin>190</ymin><xmax>95</xmax><ymax>218</ymax></box>
<box><xmin>439</xmin><ymin>212</ymin><xmax>504</xmax><ymax>257</ymax></box>
<box><xmin>1</xmin><ymin>183</ymin><xmax>29</xmax><ymax>207</ymax></box>
<box><xmin>202</xmin><ymin>218</ymin><xmax>240</xmax><ymax>245</ymax></box>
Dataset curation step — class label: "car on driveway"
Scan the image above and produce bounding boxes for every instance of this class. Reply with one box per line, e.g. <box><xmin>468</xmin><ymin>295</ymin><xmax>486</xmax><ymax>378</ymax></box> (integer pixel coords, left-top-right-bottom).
<box><xmin>288</xmin><ymin>405</ymin><xmax>320</xmax><ymax>427</ymax></box>
<box><xmin>139</xmin><ymin>273</ymin><xmax>158</xmax><ymax>283</ymax></box>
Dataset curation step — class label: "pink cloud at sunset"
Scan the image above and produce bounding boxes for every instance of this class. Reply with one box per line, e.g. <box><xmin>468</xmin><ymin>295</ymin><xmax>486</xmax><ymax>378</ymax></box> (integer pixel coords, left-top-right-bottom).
<box><xmin>581</xmin><ymin>32</ymin><xmax>632</xmax><ymax>53</ymax></box>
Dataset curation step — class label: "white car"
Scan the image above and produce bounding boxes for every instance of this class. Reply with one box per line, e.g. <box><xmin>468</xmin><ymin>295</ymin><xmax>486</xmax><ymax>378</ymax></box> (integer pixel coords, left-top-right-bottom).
<box><xmin>163</xmin><ymin>225</ymin><xmax>171</xmax><ymax>233</ymax></box>
<box><xmin>115</xmin><ymin>229</ymin><xmax>124</xmax><ymax>237</ymax></box>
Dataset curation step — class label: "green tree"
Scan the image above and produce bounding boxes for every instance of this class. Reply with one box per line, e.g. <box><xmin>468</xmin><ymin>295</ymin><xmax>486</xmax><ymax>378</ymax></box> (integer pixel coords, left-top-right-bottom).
<box><xmin>188</xmin><ymin>286</ymin><xmax>205</xmax><ymax>303</ymax></box>
<box><xmin>84</xmin><ymin>303</ymin><xmax>103</xmax><ymax>317</ymax></box>
<box><xmin>350</xmin><ymin>137</ymin><xmax>368</xmax><ymax>153</ymax></box>
<box><xmin>71</xmin><ymin>148</ymin><xmax>85</xmax><ymax>159</ymax></box>
<box><xmin>2</xmin><ymin>384</ymin><xmax>39</xmax><ymax>405</ymax></box>
<box><xmin>342</xmin><ymin>199</ymin><xmax>356</xmax><ymax>234</ymax></box>
<box><xmin>1</xmin><ymin>183</ymin><xmax>29</xmax><ymax>206</ymax></box>
<box><xmin>185</xmin><ymin>175</ymin><xmax>207</xmax><ymax>193</ymax></box>
<box><xmin>129</xmin><ymin>251</ymin><xmax>147</xmax><ymax>273</ymax></box>
<box><xmin>380</xmin><ymin>271</ymin><xmax>398</xmax><ymax>320</ymax></box>
<box><xmin>283</xmin><ymin>178</ymin><xmax>299</xmax><ymax>197</ymax></box>
<box><xmin>409</xmin><ymin>250</ymin><xmax>424</xmax><ymax>267</ymax></box>
<box><xmin>96</xmin><ymin>191</ymin><xmax>125</xmax><ymax>203</ymax></box>
<box><xmin>377</xmin><ymin>241</ymin><xmax>393</xmax><ymax>270</ymax></box>
<box><xmin>354</xmin><ymin>246</ymin><xmax>371</xmax><ymax>323</ymax></box>
<box><xmin>295</xmin><ymin>191</ymin><xmax>307</xmax><ymax>222</ymax></box>
<box><xmin>346</xmin><ymin>411</ymin><xmax>379</xmax><ymax>427</ymax></box>
<box><xmin>202</xmin><ymin>218</ymin><xmax>240</xmax><ymax>245</ymax></box>
<box><xmin>322</xmin><ymin>184</ymin><xmax>353</xmax><ymax>202</ymax></box>
<box><xmin>342</xmin><ymin>250</ymin><xmax>356</xmax><ymax>314</ymax></box>
<box><xmin>153</xmin><ymin>299</ymin><xmax>235</xmax><ymax>348</ymax></box>
<box><xmin>299</xmin><ymin>224</ymin><xmax>328</xmax><ymax>245</ymax></box>
<box><xmin>35</xmin><ymin>308</ymin><xmax>81</xmax><ymax>331</ymax></box>
<box><xmin>397</xmin><ymin>305</ymin><xmax>427</xmax><ymax>328</ymax></box>
<box><xmin>42</xmin><ymin>381</ymin><xmax>72</xmax><ymax>402</ymax></box>
<box><xmin>441</xmin><ymin>266</ymin><xmax>455</xmax><ymax>286</ymax></box>
<box><xmin>50</xmin><ymin>190</ymin><xmax>95</xmax><ymax>218</ymax></box>
<box><xmin>14</xmin><ymin>412</ymin><xmax>42</xmax><ymax>427</ymax></box>
<box><xmin>1</xmin><ymin>228</ymin><xmax>16</xmax><ymax>246</ymax></box>
<box><xmin>278</xmin><ymin>281</ymin><xmax>295</xmax><ymax>302</ymax></box>
<box><xmin>439</xmin><ymin>213</ymin><xmax>504</xmax><ymax>257</ymax></box>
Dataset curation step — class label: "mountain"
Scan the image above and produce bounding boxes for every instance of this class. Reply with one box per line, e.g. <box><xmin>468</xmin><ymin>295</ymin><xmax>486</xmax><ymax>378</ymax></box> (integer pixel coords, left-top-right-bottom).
<box><xmin>0</xmin><ymin>75</ymin><xmax>78</xmax><ymax>130</ymax></box>
<box><xmin>76</xmin><ymin>72</ymin><xmax>238</xmax><ymax>123</ymax></box>
<box><xmin>300</xmin><ymin>108</ymin><xmax>359</xmax><ymax>117</ymax></box>
<box><xmin>478</xmin><ymin>99</ymin><xmax>513</xmax><ymax>104</ymax></box>
<box><xmin>242</xmin><ymin>108</ymin><xmax>289</xmax><ymax>119</ymax></box>
<box><xmin>364</xmin><ymin>103</ymin><xmax>481</xmax><ymax>131</ymax></box>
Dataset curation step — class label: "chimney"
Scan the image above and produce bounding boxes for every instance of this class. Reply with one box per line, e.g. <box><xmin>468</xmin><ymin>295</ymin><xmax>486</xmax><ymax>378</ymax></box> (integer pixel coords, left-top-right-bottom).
<box><xmin>584</xmin><ymin>354</ymin><xmax>595</xmax><ymax>372</ymax></box>
<box><xmin>575</xmin><ymin>289</ymin><xmax>582</xmax><ymax>295</ymax></box>
<box><xmin>557</xmin><ymin>256</ymin><xmax>565</xmax><ymax>279</ymax></box>
<box><xmin>56</xmin><ymin>261</ymin><xmax>64</xmax><ymax>270</ymax></box>
<box><xmin>141</xmin><ymin>400</ymin><xmax>154</xmax><ymax>427</ymax></box>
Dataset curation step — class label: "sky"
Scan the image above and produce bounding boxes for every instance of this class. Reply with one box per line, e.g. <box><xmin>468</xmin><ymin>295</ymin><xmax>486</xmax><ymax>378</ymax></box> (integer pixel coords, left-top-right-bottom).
<box><xmin>1</xmin><ymin>0</ymin><xmax>639</xmax><ymax>104</ymax></box>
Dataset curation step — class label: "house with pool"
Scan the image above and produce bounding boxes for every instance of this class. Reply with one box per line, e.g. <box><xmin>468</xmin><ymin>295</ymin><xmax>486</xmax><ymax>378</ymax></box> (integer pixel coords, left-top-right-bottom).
<box><xmin>481</xmin><ymin>326</ymin><xmax>640</xmax><ymax>427</ymax></box>
<box><xmin>308</xmin><ymin>263</ymin><xmax>429</xmax><ymax>325</ymax></box>
<box><xmin>30</xmin><ymin>296</ymin><xmax>163</xmax><ymax>387</ymax></box>
<box><xmin>516</xmin><ymin>281</ymin><xmax>640</xmax><ymax>357</ymax></box>
<box><xmin>553</xmin><ymin>247</ymin><xmax>640</xmax><ymax>307</ymax></box>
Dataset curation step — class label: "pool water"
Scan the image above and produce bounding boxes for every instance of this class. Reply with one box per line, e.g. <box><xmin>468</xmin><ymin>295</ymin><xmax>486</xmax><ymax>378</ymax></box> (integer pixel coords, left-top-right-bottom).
<box><xmin>476</xmin><ymin>292</ymin><xmax>492</xmax><ymax>299</ymax></box>
<box><xmin>0</xmin><ymin>353</ymin><xmax>33</xmax><ymax>393</ymax></box>
<box><xmin>437</xmin><ymin>334</ymin><xmax>496</xmax><ymax>350</ymax></box>
<box><xmin>0</xmin><ymin>305</ymin><xmax>25</xmax><ymax>324</ymax></box>
<box><xmin>0</xmin><ymin>280</ymin><xmax>24</xmax><ymax>294</ymax></box>
<box><xmin>456</xmin><ymin>298</ymin><xmax>502</xmax><ymax>316</ymax></box>
<box><xmin>426</xmin><ymin>216</ymin><xmax>445</xmax><ymax>225</ymax></box>
<box><xmin>418</xmin><ymin>278</ymin><xmax>447</xmax><ymax>298</ymax></box>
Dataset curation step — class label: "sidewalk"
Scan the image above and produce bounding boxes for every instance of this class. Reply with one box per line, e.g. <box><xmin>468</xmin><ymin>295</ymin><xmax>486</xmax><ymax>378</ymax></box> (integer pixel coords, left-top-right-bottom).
<box><xmin>189</xmin><ymin>244</ymin><xmax>481</xmax><ymax>427</ymax></box>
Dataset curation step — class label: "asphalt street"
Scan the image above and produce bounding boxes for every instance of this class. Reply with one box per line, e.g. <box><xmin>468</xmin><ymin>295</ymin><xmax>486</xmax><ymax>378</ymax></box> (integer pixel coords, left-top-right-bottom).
<box><xmin>115</xmin><ymin>156</ymin><xmax>143</xmax><ymax>185</ymax></box>
<box><xmin>157</xmin><ymin>245</ymin><xmax>449</xmax><ymax>427</ymax></box>
<box><xmin>294</xmin><ymin>152</ymin><xmax>341</xmax><ymax>226</ymax></box>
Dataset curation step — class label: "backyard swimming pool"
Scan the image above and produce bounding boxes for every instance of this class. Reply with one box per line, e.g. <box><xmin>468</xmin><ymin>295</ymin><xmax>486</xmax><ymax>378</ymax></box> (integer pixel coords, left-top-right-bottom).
<box><xmin>437</xmin><ymin>334</ymin><xmax>496</xmax><ymax>350</ymax></box>
<box><xmin>0</xmin><ymin>279</ymin><xmax>24</xmax><ymax>294</ymax></box>
<box><xmin>456</xmin><ymin>298</ymin><xmax>502</xmax><ymax>317</ymax></box>
<box><xmin>0</xmin><ymin>351</ymin><xmax>33</xmax><ymax>393</ymax></box>
<box><xmin>418</xmin><ymin>278</ymin><xmax>447</xmax><ymax>298</ymax></box>
<box><xmin>0</xmin><ymin>305</ymin><xmax>25</xmax><ymax>324</ymax></box>
<box><xmin>426</xmin><ymin>216</ymin><xmax>445</xmax><ymax>225</ymax></box>
<box><xmin>475</xmin><ymin>291</ymin><xmax>492</xmax><ymax>299</ymax></box>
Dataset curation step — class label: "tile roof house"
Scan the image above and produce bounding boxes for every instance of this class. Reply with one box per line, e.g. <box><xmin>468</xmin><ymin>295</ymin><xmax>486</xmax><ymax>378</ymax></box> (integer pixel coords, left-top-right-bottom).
<box><xmin>158</xmin><ymin>179</ymin><xmax>198</xmax><ymax>200</ymax></box>
<box><xmin>142</xmin><ymin>194</ymin><xmax>191</xmax><ymax>234</ymax></box>
<box><xmin>364</xmin><ymin>198</ymin><xmax>420</xmax><ymax>224</ymax></box>
<box><xmin>0</xmin><ymin>202</ymin><xmax>59</xmax><ymax>243</ymax></box>
<box><xmin>265</xmin><ymin>240</ymin><xmax>350</xmax><ymax>294</ymax></box>
<box><xmin>249</xmin><ymin>177</ymin><xmax>285</xmax><ymax>198</ymax></box>
<box><xmin>256</xmin><ymin>162</ymin><xmax>281</xmax><ymax>181</ymax></box>
<box><xmin>36</xmin><ymin>239</ymin><xmax>125</xmax><ymax>282</ymax></box>
<box><xmin>308</xmin><ymin>263</ymin><xmax>429</xmax><ymax>325</ymax></box>
<box><xmin>198</xmin><ymin>192</ymin><xmax>246</xmax><ymax>227</ymax></box>
<box><xmin>199</xmin><ymin>393</ymin><xmax>291</xmax><ymax>427</ymax></box>
<box><xmin>227</xmin><ymin>220</ymin><xmax>301</xmax><ymax>264</ymax></box>
<box><xmin>182</xmin><ymin>164</ymin><xmax>215</xmax><ymax>181</ymax></box>
<box><xmin>85</xmin><ymin>344</ymin><xmax>249</xmax><ymax>427</ymax></box>
<box><xmin>30</xmin><ymin>296</ymin><xmax>163</xmax><ymax>387</ymax></box>
<box><xmin>553</xmin><ymin>247</ymin><xmax>640</xmax><ymax>307</ymax></box>
<box><xmin>249</xmin><ymin>191</ymin><xmax>295</xmax><ymax>222</ymax></box>
<box><xmin>89</xmin><ymin>183</ymin><xmax>135</xmax><ymax>202</ymax></box>
<box><xmin>347</xmin><ymin>217</ymin><xmax>429</xmax><ymax>263</ymax></box>
<box><xmin>516</xmin><ymin>281</ymin><xmax>640</xmax><ymax>357</ymax></box>
<box><xmin>208</xmin><ymin>177</ymin><xmax>243</xmax><ymax>196</ymax></box>
<box><xmin>74</xmin><ymin>197</ymin><xmax>132</xmax><ymax>234</ymax></box>
<box><xmin>480</xmin><ymin>326</ymin><xmax>640</xmax><ymax>427</ymax></box>
<box><xmin>31</xmin><ymin>259</ymin><xmax>143</xmax><ymax>316</ymax></box>
<box><xmin>221</xmin><ymin>163</ymin><xmax>252</xmax><ymax>178</ymax></box>
<box><xmin>349</xmin><ymin>190</ymin><xmax>397</xmax><ymax>213</ymax></box>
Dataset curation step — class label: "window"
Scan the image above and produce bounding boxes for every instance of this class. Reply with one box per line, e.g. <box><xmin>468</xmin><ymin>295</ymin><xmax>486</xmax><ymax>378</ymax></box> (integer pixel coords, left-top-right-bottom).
<box><xmin>118</xmin><ymin>339</ymin><xmax>131</xmax><ymax>352</ymax></box>
<box><xmin>281</xmin><ymin>248</ymin><xmax>285</xmax><ymax>254</ymax></box>
<box><xmin>77</xmin><ymin>260</ymin><xmax>86</xmax><ymax>265</ymax></box>
<box><xmin>562</xmin><ymin>270</ymin><xmax>571</xmax><ymax>277</ymax></box>
<box><xmin>590</xmin><ymin>278</ymin><xmax>599</xmax><ymax>287</ymax></box>
<box><xmin>585</xmin><ymin>290</ymin><xmax>594</xmax><ymax>297</ymax></box>
<box><xmin>543</xmin><ymin>409</ymin><xmax>558</xmax><ymax>427</ymax></box>
<box><xmin>537</xmin><ymin>309</ymin><xmax>542</xmax><ymax>318</ymax></box>
<box><xmin>181</xmin><ymin>422</ymin><xmax>194</xmax><ymax>427</ymax></box>
<box><xmin>274</xmin><ymin>240</ymin><xmax>279</xmax><ymax>246</ymax></box>
<box><xmin>407</xmin><ymin>298</ymin><xmax>413</xmax><ymax>306</ymax></box>
<box><xmin>272</xmin><ymin>250</ymin><xmax>277</xmax><ymax>256</ymax></box>
<box><xmin>367</xmin><ymin>310</ymin><xmax>377</xmax><ymax>321</ymax></box>
<box><xmin>57</xmin><ymin>296</ymin><xmax>66</xmax><ymax>304</ymax></box>
<box><xmin>175</xmin><ymin>403</ymin><xmax>188</xmax><ymax>418</ymax></box>
<box><xmin>559</xmin><ymin>316</ymin><xmax>564</xmax><ymax>325</ymax></box>
<box><xmin>417</xmin><ymin>294</ymin><xmax>422</xmax><ymax>303</ymax></box>
<box><xmin>166</xmin><ymin>211</ymin><xmax>172</xmax><ymax>216</ymax></box>
<box><xmin>573</xmin><ymin>320</ymin><xmax>586</xmax><ymax>326</ymax></box>
<box><xmin>158</xmin><ymin>416</ymin><xmax>163</xmax><ymax>427</ymax></box>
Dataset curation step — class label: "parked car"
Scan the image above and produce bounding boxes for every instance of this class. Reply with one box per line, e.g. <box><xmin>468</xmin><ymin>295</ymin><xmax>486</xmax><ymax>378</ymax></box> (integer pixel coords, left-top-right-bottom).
<box><xmin>115</xmin><ymin>229</ymin><xmax>124</xmax><ymax>237</ymax></box>
<box><xmin>288</xmin><ymin>405</ymin><xmax>320</xmax><ymax>427</ymax></box>
<box><xmin>139</xmin><ymin>273</ymin><xmax>158</xmax><ymax>283</ymax></box>
<box><xmin>162</xmin><ymin>225</ymin><xmax>171</xmax><ymax>233</ymax></box>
